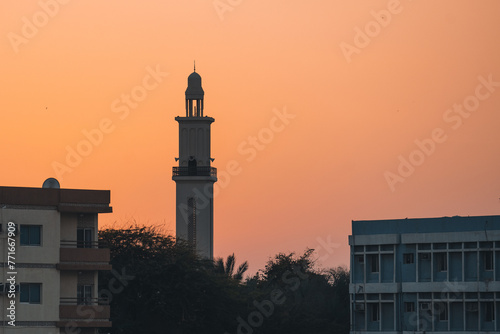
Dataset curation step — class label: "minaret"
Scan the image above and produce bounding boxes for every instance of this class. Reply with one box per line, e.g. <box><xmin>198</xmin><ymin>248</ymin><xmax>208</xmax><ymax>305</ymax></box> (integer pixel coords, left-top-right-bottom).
<box><xmin>173</xmin><ymin>67</ymin><xmax>217</xmax><ymax>259</ymax></box>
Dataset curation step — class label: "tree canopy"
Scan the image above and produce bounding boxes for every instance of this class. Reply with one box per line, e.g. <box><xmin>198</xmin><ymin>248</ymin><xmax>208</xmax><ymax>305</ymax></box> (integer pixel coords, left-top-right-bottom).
<box><xmin>98</xmin><ymin>226</ymin><xmax>349</xmax><ymax>334</ymax></box>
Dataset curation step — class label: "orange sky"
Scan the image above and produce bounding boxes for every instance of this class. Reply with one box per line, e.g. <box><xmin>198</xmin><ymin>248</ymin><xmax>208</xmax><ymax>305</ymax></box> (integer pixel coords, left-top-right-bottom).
<box><xmin>1</xmin><ymin>0</ymin><xmax>500</xmax><ymax>275</ymax></box>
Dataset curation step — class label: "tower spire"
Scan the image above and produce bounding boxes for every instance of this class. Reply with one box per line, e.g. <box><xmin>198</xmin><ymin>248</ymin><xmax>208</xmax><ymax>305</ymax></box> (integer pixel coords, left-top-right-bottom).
<box><xmin>194</xmin><ymin>60</ymin><xmax>196</xmax><ymax>72</ymax></box>
<box><xmin>185</xmin><ymin>66</ymin><xmax>204</xmax><ymax>117</ymax></box>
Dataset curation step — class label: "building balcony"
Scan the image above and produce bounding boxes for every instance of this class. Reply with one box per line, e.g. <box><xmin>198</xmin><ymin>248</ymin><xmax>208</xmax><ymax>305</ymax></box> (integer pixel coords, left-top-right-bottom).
<box><xmin>57</xmin><ymin>241</ymin><xmax>112</xmax><ymax>271</ymax></box>
<box><xmin>57</xmin><ymin>297</ymin><xmax>111</xmax><ymax>328</ymax></box>
<box><xmin>172</xmin><ymin>166</ymin><xmax>217</xmax><ymax>178</ymax></box>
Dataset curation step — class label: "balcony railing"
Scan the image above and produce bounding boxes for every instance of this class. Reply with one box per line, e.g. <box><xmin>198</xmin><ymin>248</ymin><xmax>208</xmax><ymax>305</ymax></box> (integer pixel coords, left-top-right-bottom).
<box><xmin>172</xmin><ymin>166</ymin><xmax>217</xmax><ymax>177</ymax></box>
<box><xmin>61</xmin><ymin>240</ymin><xmax>100</xmax><ymax>248</ymax></box>
<box><xmin>60</xmin><ymin>297</ymin><xmax>109</xmax><ymax>306</ymax></box>
<box><xmin>58</xmin><ymin>241</ymin><xmax>111</xmax><ymax>271</ymax></box>
<box><xmin>58</xmin><ymin>298</ymin><xmax>111</xmax><ymax>328</ymax></box>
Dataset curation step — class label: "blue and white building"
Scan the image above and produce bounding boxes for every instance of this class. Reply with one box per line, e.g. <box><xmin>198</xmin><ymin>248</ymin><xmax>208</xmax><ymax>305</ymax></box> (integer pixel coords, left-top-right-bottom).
<box><xmin>349</xmin><ymin>215</ymin><xmax>500</xmax><ymax>333</ymax></box>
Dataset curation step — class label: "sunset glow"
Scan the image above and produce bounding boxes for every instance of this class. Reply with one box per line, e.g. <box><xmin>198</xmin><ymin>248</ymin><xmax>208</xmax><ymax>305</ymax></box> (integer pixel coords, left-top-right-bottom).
<box><xmin>2</xmin><ymin>0</ymin><xmax>500</xmax><ymax>274</ymax></box>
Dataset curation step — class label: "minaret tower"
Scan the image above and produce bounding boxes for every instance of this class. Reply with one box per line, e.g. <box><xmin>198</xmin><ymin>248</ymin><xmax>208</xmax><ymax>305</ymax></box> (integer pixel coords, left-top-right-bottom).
<box><xmin>173</xmin><ymin>67</ymin><xmax>217</xmax><ymax>259</ymax></box>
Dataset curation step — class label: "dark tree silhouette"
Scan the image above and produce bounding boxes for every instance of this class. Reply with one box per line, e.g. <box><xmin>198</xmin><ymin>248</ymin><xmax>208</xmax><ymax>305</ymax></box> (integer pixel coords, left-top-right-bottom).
<box><xmin>240</xmin><ymin>250</ymin><xmax>350</xmax><ymax>334</ymax></box>
<box><xmin>98</xmin><ymin>227</ymin><xmax>350</xmax><ymax>334</ymax></box>
<box><xmin>98</xmin><ymin>226</ymin><xmax>246</xmax><ymax>334</ymax></box>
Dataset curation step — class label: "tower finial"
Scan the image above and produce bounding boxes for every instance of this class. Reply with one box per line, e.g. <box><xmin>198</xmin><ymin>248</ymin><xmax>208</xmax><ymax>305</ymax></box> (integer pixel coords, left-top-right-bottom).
<box><xmin>194</xmin><ymin>60</ymin><xmax>196</xmax><ymax>72</ymax></box>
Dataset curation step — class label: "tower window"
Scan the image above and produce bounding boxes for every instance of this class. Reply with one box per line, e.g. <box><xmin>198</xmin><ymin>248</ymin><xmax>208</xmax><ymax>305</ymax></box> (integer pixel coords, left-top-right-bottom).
<box><xmin>188</xmin><ymin>198</ymin><xmax>197</xmax><ymax>245</ymax></box>
<box><xmin>188</xmin><ymin>159</ymin><xmax>197</xmax><ymax>176</ymax></box>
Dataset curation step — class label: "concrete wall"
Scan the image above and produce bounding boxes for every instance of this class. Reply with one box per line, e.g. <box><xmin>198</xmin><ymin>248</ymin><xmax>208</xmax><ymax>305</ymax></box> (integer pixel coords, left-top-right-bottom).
<box><xmin>16</xmin><ymin>268</ymin><xmax>60</xmax><ymax>321</ymax></box>
<box><xmin>1</xmin><ymin>208</ymin><xmax>60</xmax><ymax>264</ymax></box>
<box><xmin>60</xmin><ymin>213</ymin><xmax>77</xmax><ymax>242</ymax></box>
<box><xmin>0</xmin><ymin>208</ymin><xmax>60</xmax><ymax>330</ymax></box>
<box><xmin>60</xmin><ymin>271</ymin><xmax>77</xmax><ymax>299</ymax></box>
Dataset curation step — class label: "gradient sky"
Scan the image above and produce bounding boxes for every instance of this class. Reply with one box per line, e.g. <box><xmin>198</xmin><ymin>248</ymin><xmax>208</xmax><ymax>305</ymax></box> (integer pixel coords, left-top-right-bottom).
<box><xmin>1</xmin><ymin>1</ymin><xmax>500</xmax><ymax>275</ymax></box>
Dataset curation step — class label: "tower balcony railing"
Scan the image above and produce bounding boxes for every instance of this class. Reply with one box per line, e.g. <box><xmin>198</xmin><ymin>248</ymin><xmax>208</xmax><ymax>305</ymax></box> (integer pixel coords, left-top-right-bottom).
<box><xmin>173</xmin><ymin>166</ymin><xmax>217</xmax><ymax>177</ymax></box>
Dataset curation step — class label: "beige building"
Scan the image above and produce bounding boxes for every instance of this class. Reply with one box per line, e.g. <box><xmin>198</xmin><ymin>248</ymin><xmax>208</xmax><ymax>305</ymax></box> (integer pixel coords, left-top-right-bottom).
<box><xmin>0</xmin><ymin>179</ymin><xmax>112</xmax><ymax>333</ymax></box>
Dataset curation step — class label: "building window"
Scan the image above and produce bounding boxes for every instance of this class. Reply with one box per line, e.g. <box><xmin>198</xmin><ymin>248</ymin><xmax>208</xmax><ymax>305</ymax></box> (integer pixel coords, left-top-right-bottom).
<box><xmin>435</xmin><ymin>302</ymin><xmax>448</xmax><ymax>321</ymax></box>
<box><xmin>420</xmin><ymin>252</ymin><xmax>430</xmax><ymax>260</ymax></box>
<box><xmin>466</xmin><ymin>302</ymin><xmax>478</xmax><ymax>313</ymax></box>
<box><xmin>77</xmin><ymin>285</ymin><xmax>93</xmax><ymax>305</ymax></box>
<box><xmin>77</xmin><ymin>228</ymin><xmax>93</xmax><ymax>248</ymax></box>
<box><xmin>381</xmin><ymin>244</ymin><xmax>393</xmax><ymax>251</ymax></box>
<box><xmin>436</xmin><ymin>253</ymin><xmax>447</xmax><ymax>271</ymax></box>
<box><xmin>354</xmin><ymin>302</ymin><xmax>365</xmax><ymax>312</ymax></box>
<box><xmin>20</xmin><ymin>283</ymin><xmax>41</xmax><ymax>304</ymax></box>
<box><xmin>371</xmin><ymin>303</ymin><xmax>380</xmax><ymax>321</ymax></box>
<box><xmin>484</xmin><ymin>251</ymin><xmax>494</xmax><ymax>271</ymax></box>
<box><xmin>187</xmin><ymin>197</ymin><xmax>197</xmax><ymax>245</ymax></box>
<box><xmin>485</xmin><ymin>302</ymin><xmax>495</xmax><ymax>322</ymax></box>
<box><xmin>20</xmin><ymin>225</ymin><xmax>41</xmax><ymax>246</ymax></box>
<box><xmin>403</xmin><ymin>253</ymin><xmax>414</xmax><ymax>264</ymax></box>
<box><xmin>420</xmin><ymin>302</ymin><xmax>431</xmax><ymax>312</ymax></box>
<box><xmin>404</xmin><ymin>302</ymin><xmax>415</xmax><ymax>312</ymax></box>
<box><xmin>367</xmin><ymin>254</ymin><xmax>379</xmax><ymax>273</ymax></box>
